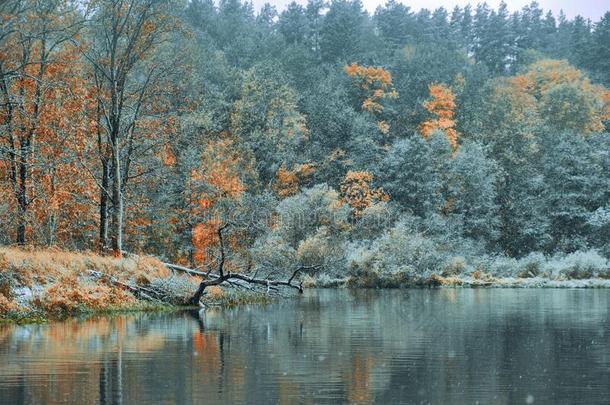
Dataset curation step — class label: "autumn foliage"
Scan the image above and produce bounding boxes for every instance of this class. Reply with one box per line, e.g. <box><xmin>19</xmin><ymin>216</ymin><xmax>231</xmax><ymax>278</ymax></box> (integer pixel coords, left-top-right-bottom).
<box><xmin>274</xmin><ymin>163</ymin><xmax>315</xmax><ymax>198</ymax></box>
<box><xmin>0</xmin><ymin>4</ymin><xmax>98</xmax><ymax>245</ymax></box>
<box><xmin>340</xmin><ymin>171</ymin><xmax>388</xmax><ymax>218</ymax></box>
<box><xmin>419</xmin><ymin>84</ymin><xmax>460</xmax><ymax>149</ymax></box>
<box><xmin>0</xmin><ymin>0</ymin><xmax>609</xmax><ymax>291</ymax></box>
<box><xmin>189</xmin><ymin>137</ymin><xmax>247</xmax><ymax>266</ymax></box>
<box><xmin>503</xmin><ymin>59</ymin><xmax>610</xmax><ymax>133</ymax></box>
<box><xmin>345</xmin><ymin>63</ymin><xmax>398</xmax><ymax>134</ymax></box>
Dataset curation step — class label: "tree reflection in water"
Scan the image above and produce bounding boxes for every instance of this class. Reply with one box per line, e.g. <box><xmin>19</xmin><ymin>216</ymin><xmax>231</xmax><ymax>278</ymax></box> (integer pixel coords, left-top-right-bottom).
<box><xmin>1</xmin><ymin>289</ymin><xmax>610</xmax><ymax>404</ymax></box>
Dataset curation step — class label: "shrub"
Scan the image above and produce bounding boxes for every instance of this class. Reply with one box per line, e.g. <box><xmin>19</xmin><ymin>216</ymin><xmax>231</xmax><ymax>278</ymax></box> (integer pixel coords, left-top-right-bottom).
<box><xmin>250</xmin><ymin>234</ymin><xmax>296</xmax><ymax>275</ymax></box>
<box><xmin>478</xmin><ymin>256</ymin><xmax>519</xmax><ymax>278</ymax></box>
<box><xmin>546</xmin><ymin>250</ymin><xmax>609</xmax><ymax>280</ymax></box>
<box><xmin>350</xmin><ymin>202</ymin><xmax>397</xmax><ymax>241</ymax></box>
<box><xmin>301</xmin><ymin>274</ymin><xmax>317</xmax><ymax>288</ymax></box>
<box><xmin>0</xmin><ymin>295</ymin><xmax>19</xmax><ymax>314</ymax></box>
<box><xmin>346</xmin><ymin>265</ymin><xmax>412</xmax><ymax>288</ymax></box>
<box><xmin>274</xmin><ymin>184</ymin><xmax>350</xmax><ymax>247</ymax></box>
<box><xmin>149</xmin><ymin>275</ymin><xmax>199</xmax><ymax>305</ymax></box>
<box><xmin>374</xmin><ymin>221</ymin><xmax>446</xmax><ymax>275</ymax></box>
<box><xmin>443</xmin><ymin>256</ymin><xmax>467</xmax><ymax>276</ymax></box>
<box><xmin>297</xmin><ymin>227</ymin><xmax>342</xmax><ymax>269</ymax></box>
<box><xmin>345</xmin><ymin>220</ymin><xmax>449</xmax><ymax>286</ymax></box>
<box><xmin>517</xmin><ymin>252</ymin><xmax>546</xmax><ymax>278</ymax></box>
<box><xmin>206</xmin><ymin>286</ymin><xmax>225</xmax><ymax>300</ymax></box>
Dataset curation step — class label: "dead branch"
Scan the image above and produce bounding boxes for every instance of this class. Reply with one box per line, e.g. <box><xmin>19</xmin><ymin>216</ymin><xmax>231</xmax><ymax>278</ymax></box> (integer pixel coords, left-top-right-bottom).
<box><xmin>121</xmin><ymin>226</ymin><xmax>322</xmax><ymax>306</ymax></box>
<box><xmin>188</xmin><ymin>224</ymin><xmax>318</xmax><ymax>305</ymax></box>
<box><xmin>87</xmin><ymin>270</ymin><xmax>162</xmax><ymax>302</ymax></box>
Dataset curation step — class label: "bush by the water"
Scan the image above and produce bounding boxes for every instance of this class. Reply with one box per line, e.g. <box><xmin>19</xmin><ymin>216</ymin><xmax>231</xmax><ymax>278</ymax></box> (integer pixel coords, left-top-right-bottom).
<box><xmin>248</xmin><ymin>184</ymin><xmax>610</xmax><ymax>288</ymax></box>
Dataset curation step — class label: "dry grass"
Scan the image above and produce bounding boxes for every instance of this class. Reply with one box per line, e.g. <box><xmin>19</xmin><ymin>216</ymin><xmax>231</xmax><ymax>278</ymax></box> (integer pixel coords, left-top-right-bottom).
<box><xmin>0</xmin><ymin>295</ymin><xmax>19</xmax><ymax>313</ymax></box>
<box><xmin>471</xmin><ymin>270</ymin><xmax>496</xmax><ymax>282</ymax></box>
<box><xmin>0</xmin><ymin>247</ymin><xmax>174</xmax><ymax>318</ymax></box>
<box><xmin>428</xmin><ymin>274</ymin><xmax>464</xmax><ymax>286</ymax></box>
<box><xmin>0</xmin><ymin>246</ymin><xmax>169</xmax><ymax>285</ymax></box>
<box><xmin>32</xmin><ymin>275</ymin><xmax>136</xmax><ymax>316</ymax></box>
<box><xmin>205</xmin><ymin>286</ymin><xmax>225</xmax><ymax>300</ymax></box>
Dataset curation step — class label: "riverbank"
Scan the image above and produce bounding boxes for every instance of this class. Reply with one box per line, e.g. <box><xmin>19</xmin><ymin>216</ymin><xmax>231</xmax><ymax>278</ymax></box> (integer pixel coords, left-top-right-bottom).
<box><xmin>0</xmin><ymin>247</ymin><xmax>270</xmax><ymax>323</ymax></box>
<box><xmin>307</xmin><ymin>273</ymin><xmax>610</xmax><ymax>289</ymax></box>
<box><xmin>3</xmin><ymin>247</ymin><xmax>610</xmax><ymax>324</ymax></box>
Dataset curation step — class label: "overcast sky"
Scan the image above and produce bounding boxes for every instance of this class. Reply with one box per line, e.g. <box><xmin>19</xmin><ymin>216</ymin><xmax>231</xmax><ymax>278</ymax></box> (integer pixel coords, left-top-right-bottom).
<box><xmin>253</xmin><ymin>0</ymin><xmax>608</xmax><ymax>21</ymax></box>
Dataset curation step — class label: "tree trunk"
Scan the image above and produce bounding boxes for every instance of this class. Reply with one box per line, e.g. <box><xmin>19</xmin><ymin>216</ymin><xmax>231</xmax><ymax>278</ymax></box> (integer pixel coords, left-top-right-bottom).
<box><xmin>16</xmin><ymin>141</ymin><xmax>28</xmax><ymax>245</ymax></box>
<box><xmin>111</xmin><ymin>141</ymin><xmax>123</xmax><ymax>256</ymax></box>
<box><xmin>16</xmin><ymin>205</ymin><xmax>26</xmax><ymax>245</ymax></box>
<box><xmin>47</xmin><ymin>169</ymin><xmax>57</xmax><ymax>246</ymax></box>
<box><xmin>99</xmin><ymin>158</ymin><xmax>109</xmax><ymax>251</ymax></box>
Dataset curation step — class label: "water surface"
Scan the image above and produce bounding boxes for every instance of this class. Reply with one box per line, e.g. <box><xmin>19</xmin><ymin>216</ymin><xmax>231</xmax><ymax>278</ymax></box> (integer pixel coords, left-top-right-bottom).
<box><xmin>1</xmin><ymin>289</ymin><xmax>609</xmax><ymax>404</ymax></box>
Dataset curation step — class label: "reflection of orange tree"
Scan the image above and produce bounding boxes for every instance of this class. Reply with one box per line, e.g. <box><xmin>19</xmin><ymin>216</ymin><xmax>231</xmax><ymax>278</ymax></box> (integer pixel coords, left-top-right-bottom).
<box><xmin>190</xmin><ymin>329</ymin><xmax>248</xmax><ymax>404</ymax></box>
<box><xmin>191</xmin><ymin>332</ymin><xmax>221</xmax><ymax>397</ymax></box>
<box><xmin>346</xmin><ymin>353</ymin><xmax>375</xmax><ymax>404</ymax></box>
<box><xmin>192</xmin><ymin>331</ymin><xmax>221</xmax><ymax>371</ymax></box>
<box><xmin>277</xmin><ymin>377</ymin><xmax>300</xmax><ymax>405</ymax></box>
<box><xmin>0</xmin><ymin>315</ymin><xmax>186</xmax><ymax>404</ymax></box>
<box><xmin>31</xmin><ymin>316</ymin><xmax>168</xmax><ymax>355</ymax></box>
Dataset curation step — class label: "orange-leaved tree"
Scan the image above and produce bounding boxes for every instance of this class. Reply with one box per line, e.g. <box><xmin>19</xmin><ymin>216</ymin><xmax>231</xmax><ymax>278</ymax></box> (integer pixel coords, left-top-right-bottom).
<box><xmin>189</xmin><ymin>137</ymin><xmax>248</xmax><ymax>267</ymax></box>
<box><xmin>0</xmin><ymin>1</ymin><xmax>97</xmax><ymax>246</ymax></box>
<box><xmin>510</xmin><ymin>59</ymin><xmax>609</xmax><ymax>133</ymax></box>
<box><xmin>344</xmin><ymin>63</ymin><xmax>398</xmax><ymax>135</ymax></box>
<box><xmin>273</xmin><ymin>163</ymin><xmax>315</xmax><ymax>198</ymax></box>
<box><xmin>340</xmin><ymin>171</ymin><xmax>388</xmax><ymax>218</ymax></box>
<box><xmin>419</xmin><ymin>83</ymin><xmax>460</xmax><ymax>150</ymax></box>
<box><xmin>485</xmin><ymin>59</ymin><xmax>610</xmax><ymax>138</ymax></box>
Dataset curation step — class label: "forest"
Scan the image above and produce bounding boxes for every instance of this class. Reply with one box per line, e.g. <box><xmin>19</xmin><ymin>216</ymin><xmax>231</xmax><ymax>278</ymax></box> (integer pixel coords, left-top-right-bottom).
<box><xmin>1</xmin><ymin>0</ymin><xmax>610</xmax><ymax>293</ymax></box>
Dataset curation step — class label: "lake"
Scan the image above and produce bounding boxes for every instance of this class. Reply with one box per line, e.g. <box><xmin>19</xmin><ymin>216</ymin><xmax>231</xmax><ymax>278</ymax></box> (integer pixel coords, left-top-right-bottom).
<box><xmin>1</xmin><ymin>289</ymin><xmax>609</xmax><ymax>404</ymax></box>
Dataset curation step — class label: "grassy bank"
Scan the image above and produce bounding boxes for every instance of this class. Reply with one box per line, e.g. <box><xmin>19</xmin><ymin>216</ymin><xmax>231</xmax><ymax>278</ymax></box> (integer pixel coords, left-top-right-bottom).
<box><xmin>0</xmin><ymin>247</ymin><xmax>271</xmax><ymax>323</ymax></box>
<box><xmin>0</xmin><ymin>247</ymin><xmax>186</xmax><ymax>322</ymax></box>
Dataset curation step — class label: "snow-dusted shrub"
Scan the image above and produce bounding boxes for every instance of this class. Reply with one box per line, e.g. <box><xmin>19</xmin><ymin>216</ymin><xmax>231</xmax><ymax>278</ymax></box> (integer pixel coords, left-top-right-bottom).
<box><xmin>442</xmin><ymin>256</ymin><xmax>468</xmax><ymax>276</ymax></box>
<box><xmin>516</xmin><ymin>252</ymin><xmax>547</xmax><ymax>278</ymax></box>
<box><xmin>345</xmin><ymin>220</ymin><xmax>449</xmax><ymax>286</ymax></box>
<box><xmin>149</xmin><ymin>275</ymin><xmax>198</xmax><ymax>305</ymax></box>
<box><xmin>350</xmin><ymin>202</ymin><xmax>397</xmax><ymax>241</ymax></box>
<box><xmin>545</xmin><ymin>250</ymin><xmax>609</xmax><ymax>280</ymax></box>
<box><xmin>251</xmin><ymin>184</ymin><xmax>350</xmax><ymax>278</ymax></box>
<box><xmin>477</xmin><ymin>255</ymin><xmax>520</xmax><ymax>278</ymax></box>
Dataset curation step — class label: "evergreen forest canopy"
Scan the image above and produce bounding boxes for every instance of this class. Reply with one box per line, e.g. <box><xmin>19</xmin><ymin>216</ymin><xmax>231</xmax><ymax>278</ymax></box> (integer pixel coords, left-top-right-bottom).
<box><xmin>1</xmin><ymin>0</ymin><xmax>609</xmax><ymax>282</ymax></box>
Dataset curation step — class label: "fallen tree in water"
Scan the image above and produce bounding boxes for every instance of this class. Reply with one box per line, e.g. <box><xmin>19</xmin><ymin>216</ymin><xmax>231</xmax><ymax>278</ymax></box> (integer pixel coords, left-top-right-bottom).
<box><xmin>178</xmin><ymin>224</ymin><xmax>316</xmax><ymax>305</ymax></box>
<box><xmin>119</xmin><ymin>223</ymin><xmax>320</xmax><ymax>306</ymax></box>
